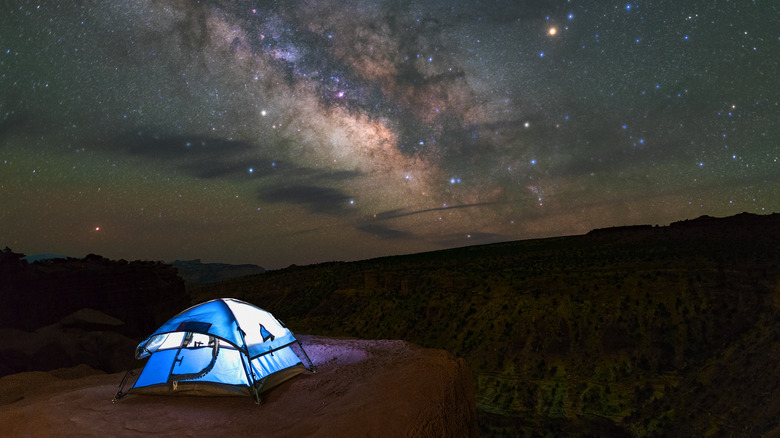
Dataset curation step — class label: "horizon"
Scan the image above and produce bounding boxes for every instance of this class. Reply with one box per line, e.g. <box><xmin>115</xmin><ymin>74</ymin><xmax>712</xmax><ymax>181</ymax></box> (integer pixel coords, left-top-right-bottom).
<box><xmin>10</xmin><ymin>211</ymin><xmax>774</xmax><ymax>270</ymax></box>
<box><xmin>2</xmin><ymin>1</ymin><xmax>778</xmax><ymax>270</ymax></box>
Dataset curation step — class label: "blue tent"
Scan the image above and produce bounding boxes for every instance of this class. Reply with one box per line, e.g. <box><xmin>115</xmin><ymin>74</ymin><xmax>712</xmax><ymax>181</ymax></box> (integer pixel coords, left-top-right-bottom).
<box><xmin>113</xmin><ymin>298</ymin><xmax>314</xmax><ymax>403</ymax></box>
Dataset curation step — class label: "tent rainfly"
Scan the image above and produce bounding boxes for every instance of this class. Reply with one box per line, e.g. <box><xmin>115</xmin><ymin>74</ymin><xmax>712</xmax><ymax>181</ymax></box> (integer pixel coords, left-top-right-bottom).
<box><xmin>113</xmin><ymin>298</ymin><xmax>315</xmax><ymax>403</ymax></box>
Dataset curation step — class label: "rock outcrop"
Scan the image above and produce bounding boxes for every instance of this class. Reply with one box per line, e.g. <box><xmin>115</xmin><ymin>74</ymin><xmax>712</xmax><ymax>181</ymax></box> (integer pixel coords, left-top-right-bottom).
<box><xmin>0</xmin><ymin>336</ymin><xmax>478</xmax><ymax>437</ymax></box>
<box><xmin>0</xmin><ymin>250</ymin><xmax>188</xmax><ymax>338</ymax></box>
<box><xmin>0</xmin><ymin>308</ymin><xmax>139</xmax><ymax>377</ymax></box>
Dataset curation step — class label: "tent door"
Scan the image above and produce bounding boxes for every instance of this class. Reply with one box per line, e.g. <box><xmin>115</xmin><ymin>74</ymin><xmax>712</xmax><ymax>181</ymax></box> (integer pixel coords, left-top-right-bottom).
<box><xmin>167</xmin><ymin>333</ymin><xmax>220</xmax><ymax>382</ymax></box>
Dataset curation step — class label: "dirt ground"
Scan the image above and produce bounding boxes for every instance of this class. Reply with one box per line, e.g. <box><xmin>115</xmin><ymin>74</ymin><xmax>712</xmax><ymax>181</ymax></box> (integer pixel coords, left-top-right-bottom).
<box><xmin>0</xmin><ymin>336</ymin><xmax>477</xmax><ymax>437</ymax></box>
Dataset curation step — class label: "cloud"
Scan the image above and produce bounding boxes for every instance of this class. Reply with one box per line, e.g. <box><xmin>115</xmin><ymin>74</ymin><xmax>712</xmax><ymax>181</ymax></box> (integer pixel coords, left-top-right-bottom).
<box><xmin>114</xmin><ymin>133</ymin><xmax>253</xmax><ymax>161</ymax></box>
<box><xmin>356</xmin><ymin>223</ymin><xmax>413</xmax><ymax>240</ymax></box>
<box><xmin>257</xmin><ymin>184</ymin><xmax>354</xmax><ymax>215</ymax></box>
<box><xmin>183</xmin><ymin>158</ymin><xmax>279</xmax><ymax>180</ymax></box>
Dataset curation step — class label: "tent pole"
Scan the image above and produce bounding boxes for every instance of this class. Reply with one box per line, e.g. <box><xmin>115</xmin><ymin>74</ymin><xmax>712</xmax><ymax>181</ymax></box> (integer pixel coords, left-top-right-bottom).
<box><xmin>111</xmin><ymin>363</ymin><xmax>139</xmax><ymax>403</ymax></box>
<box><xmin>220</xmin><ymin>299</ymin><xmax>262</xmax><ymax>404</ymax></box>
<box><xmin>252</xmin><ymin>384</ymin><xmax>262</xmax><ymax>404</ymax></box>
<box><xmin>234</xmin><ymin>325</ymin><xmax>262</xmax><ymax>404</ymax></box>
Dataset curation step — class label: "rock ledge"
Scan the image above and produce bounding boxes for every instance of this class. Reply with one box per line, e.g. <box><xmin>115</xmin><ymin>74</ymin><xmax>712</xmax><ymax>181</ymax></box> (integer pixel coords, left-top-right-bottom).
<box><xmin>0</xmin><ymin>336</ymin><xmax>477</xmax><ymax>437</ymax></box>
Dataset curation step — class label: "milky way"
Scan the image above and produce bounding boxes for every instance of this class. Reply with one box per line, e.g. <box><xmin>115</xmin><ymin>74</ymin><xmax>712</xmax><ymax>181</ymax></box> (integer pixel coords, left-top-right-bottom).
<box><xmin>1</xmin><ymin>1</ymin><xmax>778</xmax><ymax>268</ymax></box>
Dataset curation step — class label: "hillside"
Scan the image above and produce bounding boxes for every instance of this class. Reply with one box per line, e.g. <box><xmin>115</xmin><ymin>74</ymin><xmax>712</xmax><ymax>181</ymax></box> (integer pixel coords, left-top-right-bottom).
<box><xmin>192</xmin><ymin>213</ymin><xmax>780</xmax><ymax>437</ymax></box>
<box><xmin>169</xmin><ymin>259</ymin><xmax>265</xmax><ymax>287</ymax></box>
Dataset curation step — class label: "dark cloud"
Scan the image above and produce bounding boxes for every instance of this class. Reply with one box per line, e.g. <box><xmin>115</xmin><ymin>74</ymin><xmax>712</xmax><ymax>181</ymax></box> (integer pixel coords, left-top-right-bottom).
<box><xmin>356</xmin><ymin>223</ymin><xmax>413</xmax><ymax>240</ymax></box>
<box><xmin>114</xmin><ymin>133</ymin><xmax>253</xmax><ymax>161</ymax></box>
<box><xmin>257</xmin><ymin>184</ymin><xmax>354</xmax><ymax>215</ymax></box>
<box><xmin>183</xmin><ymin>158</ymin><xmax>280</xmax><ymax>180</ymax></box>
<box><xmin>174</xmin><ymin>3</ymin><xmax>210</xmax><ymax>56</ymax></box>
<box><xmin>187</xmin><ymin>160</ymin><xmax>360</xmax><ymax>182</ymax></box>
<box><xmin>111</xmin><ymin>131</ymin><xmax>367</xmax><ymax>187</ymax></box>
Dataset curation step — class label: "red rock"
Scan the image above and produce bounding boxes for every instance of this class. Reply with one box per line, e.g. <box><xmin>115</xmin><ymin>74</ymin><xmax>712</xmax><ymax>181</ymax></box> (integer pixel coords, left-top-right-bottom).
<box><xmin>0</xmin><ymin>336</ymin><xmax>477</xmax><ymax>437</ymax></box>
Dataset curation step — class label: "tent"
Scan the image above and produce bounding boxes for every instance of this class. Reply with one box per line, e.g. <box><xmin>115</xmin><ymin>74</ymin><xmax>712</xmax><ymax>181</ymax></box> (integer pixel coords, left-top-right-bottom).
<box><xmin>113</xmin><ymin>298</ymin><xmax>314</xmax><ymax>403</ymax></box>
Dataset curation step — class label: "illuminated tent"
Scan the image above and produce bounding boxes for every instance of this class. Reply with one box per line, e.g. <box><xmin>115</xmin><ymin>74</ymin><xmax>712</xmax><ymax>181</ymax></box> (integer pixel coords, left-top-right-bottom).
<box><xmin>113</xmin><ymin>298</ymin><xmax>314</xmax><ymax>403</ymax></box>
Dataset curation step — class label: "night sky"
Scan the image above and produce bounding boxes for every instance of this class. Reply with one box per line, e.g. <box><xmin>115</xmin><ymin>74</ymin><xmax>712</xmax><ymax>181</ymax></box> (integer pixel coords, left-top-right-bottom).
<box><xmin>1</xmin><ymin>1</ymin><xmax>778</xmax><ymax>269</ymax></box>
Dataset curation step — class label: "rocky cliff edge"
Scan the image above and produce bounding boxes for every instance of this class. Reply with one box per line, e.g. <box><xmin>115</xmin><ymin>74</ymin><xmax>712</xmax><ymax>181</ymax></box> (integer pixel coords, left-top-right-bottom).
<box><xmin>0</xmin><ymin>335</ymin><xmax>477</xmax><ymax>437</ymax></box>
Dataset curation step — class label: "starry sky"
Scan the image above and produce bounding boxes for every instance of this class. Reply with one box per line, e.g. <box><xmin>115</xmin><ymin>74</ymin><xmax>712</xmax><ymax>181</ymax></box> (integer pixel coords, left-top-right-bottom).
<box><xmin>1</xmin><ymin>0</ymin><xmax>778</xmax><ymax>269</ymax></box>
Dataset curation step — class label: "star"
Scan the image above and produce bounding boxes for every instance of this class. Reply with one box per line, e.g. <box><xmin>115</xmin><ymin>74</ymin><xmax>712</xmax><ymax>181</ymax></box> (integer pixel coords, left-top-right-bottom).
<box><xmin>0</xmin><ymin>0</ymin><xmax>775</xmax><ymax>269</ymax></box>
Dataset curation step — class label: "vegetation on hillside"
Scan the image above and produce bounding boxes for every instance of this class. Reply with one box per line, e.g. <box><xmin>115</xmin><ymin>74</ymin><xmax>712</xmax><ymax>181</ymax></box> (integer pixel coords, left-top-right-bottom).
<box><xmin>193</xmin><ymin>213</ymin><xmax>780</xmax><ymax>437</ymax></box>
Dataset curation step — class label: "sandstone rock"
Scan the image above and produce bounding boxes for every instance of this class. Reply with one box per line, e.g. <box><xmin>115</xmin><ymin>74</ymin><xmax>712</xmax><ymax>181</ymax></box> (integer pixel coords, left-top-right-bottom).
<box><xmin>0</xmin><ymin>336</ymin><xmax>477</xmax><ymax>437</ymax></box>
<box><xmin>0</xmin><ymin>309</ymin><xmax>139</xmax><ymax>377</ymax></box>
